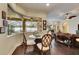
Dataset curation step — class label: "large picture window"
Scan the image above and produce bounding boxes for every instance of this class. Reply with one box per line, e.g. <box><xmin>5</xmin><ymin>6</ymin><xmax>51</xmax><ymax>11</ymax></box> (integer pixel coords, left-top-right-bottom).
<box><xmin>26</xmin><ymin>21</ymin><xmax>37</xmax><ymax>32</ymax></box>
<box><xmin>7</xmin><ymin>20</ymin><xmax>22</xmax><ymax>35</ymax></box>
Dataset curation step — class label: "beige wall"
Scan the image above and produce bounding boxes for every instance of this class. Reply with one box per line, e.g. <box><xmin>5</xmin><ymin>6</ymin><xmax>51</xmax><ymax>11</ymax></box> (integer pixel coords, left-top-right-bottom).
<box><xmin>0</xmin><ymin>3</ymin><xmax>7</xmax><ymax>27</ymax></box>
<box><xmin>0</xmin><ymin>3</ymin><xmax>23</xmax><ymax>55</ymax></box>
<box><xmin>62</xmin><ymin>21</ymin><xmax>69</xmax><ymax>33</ymax></box>
<box><xmin>0</xmin><ymin>3</ymin><xmax>7</xmax><ymax>18</ymax></box>
<box><xmin>0</xmin><ymin>33</ymin><xmax>23</xmax><ymax>55</ymax></box>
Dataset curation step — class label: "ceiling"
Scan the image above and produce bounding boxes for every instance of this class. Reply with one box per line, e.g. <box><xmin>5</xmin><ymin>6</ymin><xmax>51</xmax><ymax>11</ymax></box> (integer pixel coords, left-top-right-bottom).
<box><xmin>17</xmin><ymin>3</ymin><xmax>79</xmax><ymax>14</ymax></box>
<box><xmin>17</xmin><ymin>3</ymin><xmax>79</xmax><ymax>21</ymax></box>
<box><xmin>16</xmin><ymin>3</ymin><xmax>55</xmax><ymax>13</ymax></box>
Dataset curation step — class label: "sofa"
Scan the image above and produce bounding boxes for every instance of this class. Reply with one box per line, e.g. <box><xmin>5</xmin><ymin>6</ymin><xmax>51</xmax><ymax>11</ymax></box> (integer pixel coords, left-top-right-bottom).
<box><xmin>56</xmin><ymin>32</ymin><xmax>79</xmax><ymax>47</ymax></box>
<box><xmin>56</xmin><ymin>32</ymin><xmax>72</xmax><ymax>47</ymax></box>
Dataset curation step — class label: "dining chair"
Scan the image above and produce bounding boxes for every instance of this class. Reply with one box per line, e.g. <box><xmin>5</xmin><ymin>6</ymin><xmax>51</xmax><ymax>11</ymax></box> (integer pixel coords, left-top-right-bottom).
<box><xmin>36</xmin><ymin>34</ymin><xmax>52</xmax><ymax>55</ymax></box>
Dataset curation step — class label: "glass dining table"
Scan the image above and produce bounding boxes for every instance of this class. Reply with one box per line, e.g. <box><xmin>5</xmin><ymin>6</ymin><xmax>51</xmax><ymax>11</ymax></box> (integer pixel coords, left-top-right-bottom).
<box><xmin>27</xmin><ymin>34</ymin><xmax>42</xmax><ymax>45</ymax></box>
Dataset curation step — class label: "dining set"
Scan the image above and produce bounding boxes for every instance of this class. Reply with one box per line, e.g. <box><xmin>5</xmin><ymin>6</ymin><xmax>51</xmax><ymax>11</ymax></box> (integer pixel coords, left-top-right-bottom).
<box><xmin>22</xmin><ymin>31</ymin><xmax>54</xmax><ymax>55</ymax></box>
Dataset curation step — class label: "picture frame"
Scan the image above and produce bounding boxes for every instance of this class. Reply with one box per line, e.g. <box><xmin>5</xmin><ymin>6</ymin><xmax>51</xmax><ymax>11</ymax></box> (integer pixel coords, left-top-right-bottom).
<box><xmin>0</xmin><ymin>11</ymin><xmax>7</xmax><ymax>34</ymax></box>
<box><xmin>0</xmin><ymin>27</ymin><xmax>5</xmax><ymax>33</ymax></box>
<box><xmin>43</xmin><ymin>20</ymin><xmax>47</xmax><ymax>30</ymax></box>
<box><xmin>2</xmin><ymin>11</ymin><xmax>6</xmax><ymax>19</ymax></box>
<box><xmin>3</xmin><ymin>19</ymin><xmax>8</xmax><ymax>26</ymax></box>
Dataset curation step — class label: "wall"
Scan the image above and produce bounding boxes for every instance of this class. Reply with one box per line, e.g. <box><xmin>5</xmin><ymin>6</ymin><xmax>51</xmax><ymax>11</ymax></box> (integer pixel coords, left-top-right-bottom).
<box><xmin>0</xmin><ymin>3</ymin><xmax>9</xmax><ymax>35</ymax></box>
<box><xmin>0</xmin><ymin>33</ymin><xmax>23</xmax><ymax>55</ymax></box>
<box><xmin>66</xmin><ymin>17</ymin><xmax>79</xmax><ymax>34</ymax></box>
<box><xmin>0</xmin><ymin>3</ymin><xmax>7</xmax><ymax>27</ymax></box>
<box><xmin>61</xmin><ymin>20</ymin><xmax>69</xmax><ymax>33</ymax></box>
<box><xmin>0</xmin><ymin>3</ymin><xmax>23</xmax><ymax>55</ymax></box>
<box><xmin>0</xmin><ymin>3</ymin><xmax>7</xmax><ymax>18</ymax></box>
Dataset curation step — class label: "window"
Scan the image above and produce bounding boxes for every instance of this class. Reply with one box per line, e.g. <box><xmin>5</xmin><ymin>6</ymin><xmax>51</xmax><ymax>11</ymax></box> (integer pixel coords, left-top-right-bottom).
<box><xmin>7</xmin><ymin>20</ymin><xmax>22</xmax><ymax>35</ymax></box>
<box><xmin>26</xmin><ymin>21</ymin><xmax>37</xmax><ymax>32</ymax></box>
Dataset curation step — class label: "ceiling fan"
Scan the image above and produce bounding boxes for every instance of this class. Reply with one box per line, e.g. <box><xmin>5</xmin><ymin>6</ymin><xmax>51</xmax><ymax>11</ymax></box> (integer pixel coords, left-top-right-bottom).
<box><xmin>64</xmin><ymin>12</ymin><xmax>77</xmax><ymax>19</ymax></box>
<box><xmin>68</xmin><ymin>15</ymin><xmax>77</xmax><ymax>19</ymax></box>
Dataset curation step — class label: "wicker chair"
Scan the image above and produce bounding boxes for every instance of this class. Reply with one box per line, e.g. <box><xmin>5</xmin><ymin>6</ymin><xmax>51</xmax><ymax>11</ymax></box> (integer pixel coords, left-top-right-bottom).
<box><xmin>36</xmin><ymin>34</ymin><xmax>52</xmax><ymax>55</ymax></box>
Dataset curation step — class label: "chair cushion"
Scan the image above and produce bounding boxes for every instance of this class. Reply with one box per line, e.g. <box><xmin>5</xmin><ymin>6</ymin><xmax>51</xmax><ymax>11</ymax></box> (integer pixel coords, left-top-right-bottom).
<box><xmin>37</xmin><ymin>43</ymin><xmax>49</xmax><ymax>51</ymax></box>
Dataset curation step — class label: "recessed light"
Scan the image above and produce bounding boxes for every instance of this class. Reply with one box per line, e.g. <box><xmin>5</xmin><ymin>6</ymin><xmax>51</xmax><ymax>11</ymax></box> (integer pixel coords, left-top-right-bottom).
<box><xmin>46</xmin><ymin>3</ymin><xmax>50</xmax><ymax>6</ymax></box>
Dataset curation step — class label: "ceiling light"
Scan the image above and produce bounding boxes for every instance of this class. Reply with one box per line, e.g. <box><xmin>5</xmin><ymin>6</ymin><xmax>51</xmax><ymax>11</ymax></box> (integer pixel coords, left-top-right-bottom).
<box><xmin>46</xmin><ymin>3</ymin><xmax>50</xmax><ymax>6</ymax></box>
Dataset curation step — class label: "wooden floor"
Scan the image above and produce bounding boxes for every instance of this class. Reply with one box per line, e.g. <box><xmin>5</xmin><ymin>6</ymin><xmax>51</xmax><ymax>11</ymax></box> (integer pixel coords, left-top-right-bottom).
<box><xmin>12</xmin><ymin>40</ymin><xmax>79</xmax><ymax>55</ymax></box>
